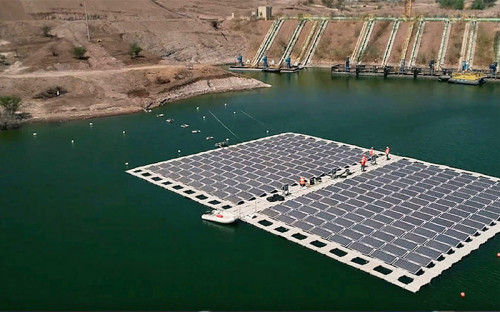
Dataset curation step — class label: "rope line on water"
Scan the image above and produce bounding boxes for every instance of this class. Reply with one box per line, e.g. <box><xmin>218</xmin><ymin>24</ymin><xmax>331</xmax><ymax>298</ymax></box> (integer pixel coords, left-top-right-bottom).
<box><xmin>208</xmin><ymin>110</ymin><xmax>241</xmax><ymax>141</ymax></box>
<box><xmin>239</xmin><ymin>109</ymin><xmax>266</xmax><ymax>127</ymax></box>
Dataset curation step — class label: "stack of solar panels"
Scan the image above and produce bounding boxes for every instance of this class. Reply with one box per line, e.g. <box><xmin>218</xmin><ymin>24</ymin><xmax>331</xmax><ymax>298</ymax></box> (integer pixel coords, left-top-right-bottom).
<box><xmin>261</xmin><ymin>158</ymin><xmax>500</xmax><ymax>274</ymax></box>
<box><xmin>145</xmin><ymin>134</ymin><xmax>369</xmax><ymax>204</ymax></box>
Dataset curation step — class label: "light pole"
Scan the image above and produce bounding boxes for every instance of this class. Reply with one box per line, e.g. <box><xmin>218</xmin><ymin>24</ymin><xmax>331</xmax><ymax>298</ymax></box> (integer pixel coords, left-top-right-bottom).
<box><xmin>83</xmin><ymin>1</ymin><xmax>90</xmax><ymax>41</ymax></box>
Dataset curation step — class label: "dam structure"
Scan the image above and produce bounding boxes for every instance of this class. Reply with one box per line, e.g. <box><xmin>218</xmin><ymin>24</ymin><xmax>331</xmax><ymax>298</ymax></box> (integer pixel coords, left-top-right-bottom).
<box><xmin>128</xmin><ymin>133</ymin><xmax>500</xmax><ymax>293</ymax></box>
<box><xmin>247</xmin><ymin>17</ymin><xmax>500</xmax><ymax>76</ymax></box>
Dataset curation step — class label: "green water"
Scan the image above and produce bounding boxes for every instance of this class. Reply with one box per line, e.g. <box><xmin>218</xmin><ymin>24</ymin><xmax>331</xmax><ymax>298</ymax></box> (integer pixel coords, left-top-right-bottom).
<box><xmin>1</xmin><ymin>68</ymin><xmax>499</xmax><ymax>310</ymax></box>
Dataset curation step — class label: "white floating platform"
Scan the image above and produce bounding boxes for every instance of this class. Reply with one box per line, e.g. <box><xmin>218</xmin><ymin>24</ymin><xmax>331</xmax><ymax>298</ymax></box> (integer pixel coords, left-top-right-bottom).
<box><xmin>127</xmin><ymin>133</ymin><xmax>500</xmax><ymax>292</ymax></box>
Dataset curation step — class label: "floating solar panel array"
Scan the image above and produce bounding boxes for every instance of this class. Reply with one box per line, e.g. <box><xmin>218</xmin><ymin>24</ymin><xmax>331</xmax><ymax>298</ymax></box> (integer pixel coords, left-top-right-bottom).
<box><xmin>128</xmin><ymin>133</ymin><xmax>500</xmax><ymax>292</ymax></box>
<box><xmin>137</xmin><ymin>133</ymin><xmax>366</xmax><ymax>205</ymax></box>
<box><xmin>260</xmin><ymin>158</ymin><xmax>500</xmax><ymax>275</ymax></box>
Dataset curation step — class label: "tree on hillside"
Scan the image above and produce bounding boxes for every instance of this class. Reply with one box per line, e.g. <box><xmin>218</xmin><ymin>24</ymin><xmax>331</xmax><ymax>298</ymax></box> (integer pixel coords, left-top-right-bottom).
<box><xmin>0</xmin><ymin>96</ymin><xmax>22</xmax><ymax>130</ymax></box>
<box><xmin>336</xmin><ymin>0</ymin><xmax>345</xmax><ymax>11</ymax></box>
<box><xmin>73</xmin><ymin>46</ymin><xmax>87</xmax><ymax>60</ymax></box>
<box><xmin>129</xmin><ymin>42</ymin><xmax>143</xmax><ymax>59</ymax></box>
<box><xmin>437</xmin><ymin>0</ymin><xmax>464</xmax><ymax>9</ymax></box>
<box><xmin>322</xmin><ymin>0</ymin><xmax>334</xmax><ymax>7</ymax></box>
<box><xmin>42</xmin><ymin>25</ymin><xmax>52</xmax><ymax>37</ymax></box>
<box><xmin>0</xmin><ymin>55</ymin><xmax>8</xmax><ymax>66</ymax></box>
<box><xmin>471</xmin><ymin>0</ymin><xmax>497</xmax><ymax>9</ymax></box>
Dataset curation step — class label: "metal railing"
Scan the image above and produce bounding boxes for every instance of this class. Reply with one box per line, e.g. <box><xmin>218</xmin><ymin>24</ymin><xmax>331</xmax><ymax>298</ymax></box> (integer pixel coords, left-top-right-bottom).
<box><xmin>382</xmin><ymin>20</ymin><xmax>400</xmax><ymax>66</ymax></box>
<box><xmin>437</xmin><ymin>20</ymin><xmax>450</xmax><ymax>69</ymax></box>
<box><xmin>302</xmin><ymin>20</ymin><xmax>328</xmax><ymax>66</ymax></box>
<box><xmin>278</xmin><ymin>20</ymin><xmax>306</xmax><ymax>67</ymax></box>
<box><xmin>356</xmin><ymin>19</ymin><xmax>375</xmax><ymax>64</ymax></box>
<box><xmin>251</xmin><ymin>20</ymin><xmax>284</xmax><ymax>67</ymax></box>
<box><xmin>409</xmin><ymin>20</ymin><xmax>425</xmax><ymax>67</ymax></box>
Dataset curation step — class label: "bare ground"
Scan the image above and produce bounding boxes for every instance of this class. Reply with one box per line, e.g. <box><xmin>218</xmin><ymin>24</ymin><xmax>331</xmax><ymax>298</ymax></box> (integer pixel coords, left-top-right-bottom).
<box><xmin>473</xmin><ymin>22</ymin><xmax>500</xmax><ymax>67</ymax></box>
<box><xmin>311</xmin><ymin>20</ymin><xmax>363</xmax><ymax>65</ymax></box>
<box><xmin>289</xmin><ymin>20</ymin><xmax>313</xmax><ymax>62</ymax></box>
<box><xmin>387</xmin><ymin>21</ymin><xmax>410</xmax><ymax>66</ymax></box>
<box><xmin>444</xmin><ymin>21</ymin><xmax>466</xmax><ymax>68</ymax></box>
<box><xmin>266</xmin><ymin>20</ymin><xmax>298</xmax><ymax>64</ymax></box>
<box><xmin>361</xmin><ymin>20</ymin><xmax>392</xmax><ymax>65</ymax></box>
<box><xmin>0</xmin><ymin>65</ymin><xmax>269</xmax><ymax>122</ymax></box>
<box><xmin>225</xmin><ymin>19</ymin><xmax>273</xmax><ymax>64</ymax></box>
<box><xmin>415</xmin><ymin>21</ymin><xmax>443</xmax><ymax>66</ymax></box>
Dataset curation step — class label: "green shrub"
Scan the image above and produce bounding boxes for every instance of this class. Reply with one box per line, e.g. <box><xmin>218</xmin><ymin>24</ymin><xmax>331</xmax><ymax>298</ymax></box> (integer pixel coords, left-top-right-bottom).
<box><xmin>42</xmin><ymin>25</ymin><xmax>51</xmax><ymax>37</ymax></box>
<box><xmin>437</xmin><ymin>0</ymin><xmax>464</xmax><ymax>9</ymax></box>
<box><xmin>0</xmin><ymin>96</ymin><xmax>21</xmax><ymax>115</ymax></box>
<box><xmin>129</xmin><ymin>42</ymin><xmax>143</xmax><ymax>59</ymax></box>
<box><xmin>471</xmin><ymin>0</ymin><xmax>485</xmax><ymax>9</ymax></box>
<box><xmin>73</xmin><ymin>46</ymin><xmax>87</xmax><ymax>59</ymax></box>
<box><xmin>321</xmin><ymin>0</ymin><xmax>334</xmax><ymax>8</ymax></box>
<box><xmin>0</xmin><ymin>96</ymin><xmax>26</xmax><ymax>130</ymax></box>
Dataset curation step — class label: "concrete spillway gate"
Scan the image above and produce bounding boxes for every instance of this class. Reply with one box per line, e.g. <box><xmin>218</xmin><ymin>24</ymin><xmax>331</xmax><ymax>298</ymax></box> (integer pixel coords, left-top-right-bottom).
<box><xmin>127</xmin><ymin>133</ymin><xmax>500</xmax><ymax>292</ymax></box>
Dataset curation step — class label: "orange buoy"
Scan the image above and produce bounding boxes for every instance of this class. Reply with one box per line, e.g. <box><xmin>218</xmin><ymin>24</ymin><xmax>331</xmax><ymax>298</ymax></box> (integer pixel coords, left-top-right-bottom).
<box><xmin>497</xmin><ymin>252</ymin><xmax>500</xmax><ymax>258</ymax></box>
<box><xmin>460</xmin><ymin>292</ymin><xmax>465</xmax><ymax>298</ymax></box>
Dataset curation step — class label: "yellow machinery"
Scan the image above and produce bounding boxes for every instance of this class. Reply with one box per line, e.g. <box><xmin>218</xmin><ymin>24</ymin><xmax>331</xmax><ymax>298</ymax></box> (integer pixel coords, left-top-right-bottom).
<box><xmin>448</xmin><ymin>72</ymin><xmax>486</xmax><ymax>85</ymax></box>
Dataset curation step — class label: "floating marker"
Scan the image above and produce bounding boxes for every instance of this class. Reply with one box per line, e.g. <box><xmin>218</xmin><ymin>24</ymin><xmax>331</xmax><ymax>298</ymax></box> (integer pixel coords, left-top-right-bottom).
<box><xmin>122</xmin><ymin>130</ymin><xmax>126</xmax><ymax>134</ymax></box>
<box><xmin>125</xmin><ymin>162</ymin><xmax>129</xmax><ymax>166</ymax></box>
<box><xmin>89</xmin><ymin>122</ymin><xmax>93</xmax><ymax>126</ymax></box>
<box><xmin>224</xmin><ymin>103</ymin><xmax>227</xmax><ymax>106</ymax></box>
<box><xmin>266</xmin><ymin>130</ymin><xmax>269</xmax><ymax>133</ymax></box>
<box><xmin>71</xmin><ymin>139</ymin><xmax>74</xmax><ymax>144</ymax></box>
<box><xmin>32</xmin><ymin>132</ymin><xmax>37</xmax><ymax>136</ymax></box>
<box><xmin>497</xmin><ymin>252</ymin><xmax>500</xmax><ymax>258</ymax></box>
<box><xmin>177</xmin><ymin>149</ymin><xmax>181</xmax><ymax>153</ymax></box>
<box><xmin>460</xmin><ymin>292</ymin><xmax>465</xmax><ymax>298</ymax></box>
<box><xmin>203</xmin><ymin>116</ymin><xmax>206</xmax><ymax>119</ymax></box>
<box><xmin>196</xmin><ymin>107</ymin><xmax>200</xmax><ymax>110</ymax></box>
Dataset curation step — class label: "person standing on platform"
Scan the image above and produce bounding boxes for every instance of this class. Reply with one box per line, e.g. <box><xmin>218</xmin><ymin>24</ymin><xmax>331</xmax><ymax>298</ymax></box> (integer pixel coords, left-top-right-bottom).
<box><xmin>360</xmin><ymin>155</ymin><xmax>367</xmax><ymax>172</ymax></box>
<box><xmin>385</xmin><ymin>146</ymin><xmax>390</xmax><ymax>160</ymax></box>
<box><xmin>369</xmin><ymin>147</ymin><xmax>376</xmax><ymax>164</ymax></box>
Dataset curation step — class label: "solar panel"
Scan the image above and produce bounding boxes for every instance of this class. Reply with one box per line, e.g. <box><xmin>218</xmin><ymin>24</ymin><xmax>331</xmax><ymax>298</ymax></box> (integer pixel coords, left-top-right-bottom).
<box><xmin>382</xmin><ymin>244</ymin><xmax>407</xmax><ymax>257</ymax></box>
<box><xmin>425</xmin><ymin>240</ymin><xmax>451</xmax><ymax>253</ymax></box>
<box><xmin>350</xmin><ymin>242</ymin><xmax>374</xmax><ymax>255</ymax></box>
<box><xmin>288</xmin><ymin>209</ymin><xmax>306</xmax><ymax>219</ymax></box>
<box><xmin>415</xmin><ymin>246</ymin><xmax>442</xmax><ymax>259</ymax></box>
<box><xmin>394</xmin><ymin>258</ymin><xmax>421</xmax><ymax>274</ymax></box>
<box><xmin>277</xmin><ymin>214</ymin><xmax>296</xmax><ymax>225</ymax></box>
<box><xmin>310</xmin><ymin>227</ymin><xmax>332</xmax><ymax>239</ymax></box>
<box><xmin>361</xmin><ymin>235</ymin><xmax>385</xmax><ymax>248</ymax></box>
<box><xmin>435</xmin><ymin>234</ymin><xmax>460</xmax><ymax>247</ymax></box>
<box><xmin>362</xmin><ymin>219</ymin><xmax>385</xmax><ymax>230</ymax></box>
<box><xmin>329</xmin><ymin>234</ymin><xmax>352</xmax><ymax>247</ymax></box>
<box><xmin>403</xmin><ymin>232</ymin><xmax>427</xmax><ymax>244</ymax></box>
<box><xmin>371</xmin><ymin>250</ymin><xmax>397</xmax><ymax>264</ymax></box>
<box><xmin>324</xmin><ymin>222</ymin><xmax>343</xmax><ymax>233</ymax></box>
<box><xmin>294</xmin><ymin>220</ymin><xmax>314</xmax><ymax>231</ymax></box>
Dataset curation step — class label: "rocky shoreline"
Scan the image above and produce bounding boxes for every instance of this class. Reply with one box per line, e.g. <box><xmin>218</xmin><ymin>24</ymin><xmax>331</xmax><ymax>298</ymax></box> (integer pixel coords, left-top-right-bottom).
<box><xmin>156</xmin><ymin>76</ymin><xmax>270</xmax><ymax>107</ymax></box>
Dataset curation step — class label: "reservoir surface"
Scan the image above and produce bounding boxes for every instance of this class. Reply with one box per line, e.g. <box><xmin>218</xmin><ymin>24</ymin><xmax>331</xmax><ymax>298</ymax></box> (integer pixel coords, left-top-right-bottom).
<box><xmin>0</xmin><ymin>68</ymin><xmax>499</xmax><ymax>310</ymax></box>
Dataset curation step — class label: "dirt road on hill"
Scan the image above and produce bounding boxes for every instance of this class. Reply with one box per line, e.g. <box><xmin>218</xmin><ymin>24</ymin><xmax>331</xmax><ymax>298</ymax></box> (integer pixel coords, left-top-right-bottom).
<box><xmin>0</xmin><ymin>64</ymin><xmax>270</xmax><ymax>123</ymax></box>
<box><xmin>0</xmin><ymin>64</ymin><xmax>172</xmax><ymax>78</ymax></box>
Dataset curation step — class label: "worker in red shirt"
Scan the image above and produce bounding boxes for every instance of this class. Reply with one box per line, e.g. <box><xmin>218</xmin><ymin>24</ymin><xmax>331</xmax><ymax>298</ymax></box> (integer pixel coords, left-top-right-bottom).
<box><xmin>369</xmin><ymin>147</ymin><xmax>376</xmax><ymax>164</ymax></box>
<box><xmin>385</xmin><ymin>146</ymin><xmax>390</xmax><ymax>160</ymax></box>
<box><xmin>360</xmin><ymin>154</ymin><xmax>367</xmax><ymax>172</ymax></box>
<box><xmin>299</xmin><ymin>177</ymin><xmax>306</xmax><ymax>187</ymax></box>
